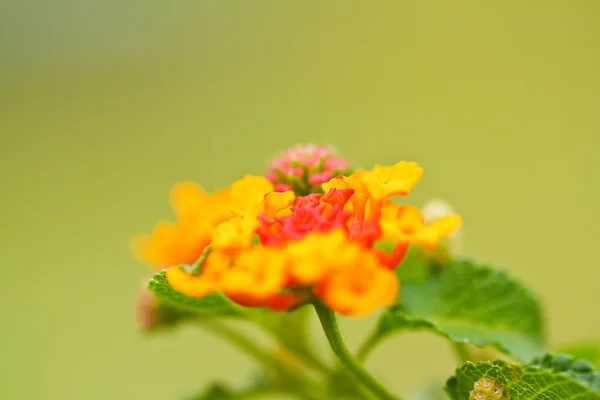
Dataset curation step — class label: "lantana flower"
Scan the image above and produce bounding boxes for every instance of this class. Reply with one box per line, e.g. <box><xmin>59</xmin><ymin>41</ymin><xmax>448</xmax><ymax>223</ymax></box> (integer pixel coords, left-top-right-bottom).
<box><xmin>132</xmin><ymin>145</ymin><xmax>461</xmax><ymax>316</ymax></box>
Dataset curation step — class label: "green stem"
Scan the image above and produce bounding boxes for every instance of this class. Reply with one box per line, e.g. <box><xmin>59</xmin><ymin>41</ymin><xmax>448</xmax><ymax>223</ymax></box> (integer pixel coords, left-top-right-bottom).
<box><xmin>313</xmin><ymin>303</ymin><xmax>402</xmax><ymax>400</ymax></box>
<box><xmin>198</xmin><ymin>319</ymin><xmax>324</xmax><ymax>400</ymax></box>
<box><xmin>240</xmin><ymin>307</ymin><xmax>331</xmax><ymax>374</ymax></box>
<box><xmin>189</xmin><ymin>246</ymin><xmax>212</xmax><ymax>274</ymax></box>
<box><xmin>197</xmin><ymin>319</ymin><xmax>279</xmax><ymax>371</ymax></box>
<box><xmin>356</xmin><ymin>328</ymin><xmax>380</xmax><ymax>363</ymax></box>
<box><xmin>191</xmin><ymin>249</ymin><xmax>329</xmax><ymax>374</ymax></box>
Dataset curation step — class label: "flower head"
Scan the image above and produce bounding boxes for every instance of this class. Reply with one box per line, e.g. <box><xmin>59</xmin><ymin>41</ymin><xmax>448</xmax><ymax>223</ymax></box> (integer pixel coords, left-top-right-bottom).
<box><xmin>132</xmin><ymin>145</ymin><xmax>461</xmax><ymax>316</ymax></box>
<box><xmin>265</xmin><ymin>144</ymin><xmax>352</xmax><ymax>196</ymax></box>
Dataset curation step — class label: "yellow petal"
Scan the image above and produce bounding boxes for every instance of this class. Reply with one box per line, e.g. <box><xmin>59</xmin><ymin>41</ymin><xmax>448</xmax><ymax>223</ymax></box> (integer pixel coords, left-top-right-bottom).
<box><xmin>412</xmin><ymin>214</ymin><xmax>462</xmax><ymax>248</ymax></box>
<box><xmin>286</xmin><ymin>230</ymin><xmax>357</xmax><ymax>285</ymax></box>
<box><xmin>170</xmin><ymin>181</ymin><xmax>207</xmax><ymax>217</ymax></box>
<box><xmin>221</xmin><ymin>247</ymin><xmax>287</xmax><ymax>302</ymax></box>
<box><xmin>355</xmin><ymin>161</ymin><xmax>424</xmax><ymax>201</ymax></box>
<box><xmin>230</xmin><ymin>175</ymin><xmax>274</xmax><ymax>209</ymax></box>
<box><xmin>379</xmin><ymin>204</ymin><xmax>424</xmax><ymax>243</ymax></box>
<box><xmin>166</xmin><ymin>266</ymin><xmax>220</xmax><ymax>298</ymax></box>
<box><xmin>210</xmin><ymin>216</ymin><xmax>258</xmax><ymax>251</ymax></box>
<box><xmin>261</xmin><ymin>191</ymin><xmax>295</xmax><ymax>218</ymax></box>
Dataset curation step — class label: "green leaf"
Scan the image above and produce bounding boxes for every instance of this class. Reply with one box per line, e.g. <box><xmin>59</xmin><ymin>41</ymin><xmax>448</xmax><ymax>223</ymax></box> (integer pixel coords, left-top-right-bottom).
<box><xmin>445</xmin><ymin>358</ymin><xmax>600</xmax><ymax>400</ymax></box>
<box><xmin>147</xmin><ymin>272</ymin><xmax>330</xmax><ymax>375</ymax></box>
<box><xmin>395</xmin><ymin>245</ymin><xmax>437</xmax><ymax>283</ymax></box>
<box><xmin>530</xmin><ymin>353</ymin><xmax>600</xmax><ymax>392</ymax></box>
<box><xmin>147</xmin><ymin>271</ymin><xmax>244</xmax><ymax>317</ymax></box>
<box><xmin>359</xmin><ymin>260</ymin><xmax>545</xmax><ymax>363</ymax></box>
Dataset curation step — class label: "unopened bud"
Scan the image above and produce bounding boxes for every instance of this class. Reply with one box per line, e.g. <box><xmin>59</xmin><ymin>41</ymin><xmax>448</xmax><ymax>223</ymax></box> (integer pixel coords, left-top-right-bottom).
<box><xmin>469</xmin><ymin>377</ymin><xmax>511</xmax><ymax>400</ymax></box>
<box><xmin>135</xmin><ymin>276</ymin><xmax>159</xmax><ymax>330</ymax></box>
<box><xmin>265</xmin><ymin>144</ymin><xmax>352</xmax><ymax>196</ymax></box>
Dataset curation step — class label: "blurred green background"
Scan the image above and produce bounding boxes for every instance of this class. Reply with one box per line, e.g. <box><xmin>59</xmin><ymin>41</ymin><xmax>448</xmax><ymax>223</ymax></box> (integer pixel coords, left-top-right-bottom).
<box><xmin>1</xmin><ymin>1</ymin><xmax>599</xmax><ymax>399</ymax></box>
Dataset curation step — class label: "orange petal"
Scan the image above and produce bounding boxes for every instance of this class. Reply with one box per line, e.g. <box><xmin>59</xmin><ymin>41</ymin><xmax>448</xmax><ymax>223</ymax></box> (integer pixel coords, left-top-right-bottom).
<box><xmin>165</xmin><ymin>266</ymin><xmax>220</xmax><ymax>298</ymax></box>
<box><xmin>261</xmin><ymin>191</ymin><xmax>295</xmax><ymax>218</ymax></box>
<box><xmin>316</xmin><ymin>252</ymin><xmax>399</xmax><ymax>316</ymax></box>
<box><xmin>170</xmin><ymin>181</ymin><xmax>207</xmax><ymax>217</ymax></box>
<box><xmin>222</xmin><ymin>248</ymin><xmax>288</xmax><ymax>304</ymax></box>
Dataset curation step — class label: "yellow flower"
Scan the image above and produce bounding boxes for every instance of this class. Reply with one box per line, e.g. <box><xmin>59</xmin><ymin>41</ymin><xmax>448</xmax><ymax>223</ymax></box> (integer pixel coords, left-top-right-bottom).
<box><xmin>316</xmin><ymin>250</ymin><xmax>398</xmax><ymax>316</ymax></box>
<box><xmin>221</xmin><ymin>247</ymin><xmax>288</xmax><ymax>306</ymax></box>
<box><xmin>229</xmin><ymin>175</ymin><xmax>274</xmax><ymax>210</ymax></box>
<box><xmin>354</xmin><ymin>161</ymin><xmax>423</xmax><ymax>201</ymax></box>
<box><xmin>210</xmin><ymin>215</ymin><xmax>259</xmax><ymax>251</ymax></box>
<box><xmin>380</xmin><ymin>203</ymin><xmax>462</xmax><ymax>248</ymax></box>
<box><xmin>285</xmin><ymin>230</ymin><xmax>362</xmax><ymax>285</ymax></box>
<box><xmin>165</xmin><ymin>251</ymin><xmax>231</xmax><ymax>297</ymax></box>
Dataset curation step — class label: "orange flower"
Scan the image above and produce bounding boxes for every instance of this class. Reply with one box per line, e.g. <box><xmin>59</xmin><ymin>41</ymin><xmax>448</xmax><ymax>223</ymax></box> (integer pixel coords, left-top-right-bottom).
<box><xmin>165</xmin><ymin>251</ymin><xmax>231</xmax><ymax>297</ymax></box>
<box><xmin>285</xmin><ymin>230</ymin><xmax>362</xmax><ymax>285</ymax></box>
<box><xmin>131</xmin><ymin>218</ymin><xmax>212</xmax><ymax>269</ymax></box>
<box><xmin>354</xmin><ymin>161</ymin><xmax>423</xmax><ymax>201</ymax></box>
<box><xmin>316</xmin><ymin>250</ymin><xmax>398</xmax><ymax>316</ymax></box>
<box><xmin>221</xmin><ymin>247</ymin><xmax>288</xmax><ymax>307</ymax></box>
<box><xmin>133</xmin><ymin>150</ymin><xmax>463</xmax><ymax>318</ymax></box>
<box><xmin>133</xmin><ymin>182</ymin><xmax>236</xmax><ymax>269</ymax></box>
<box><xmin>380</xmin><ymin>203</ymin><xmax>462</xmax><ymax>248</ymax></box>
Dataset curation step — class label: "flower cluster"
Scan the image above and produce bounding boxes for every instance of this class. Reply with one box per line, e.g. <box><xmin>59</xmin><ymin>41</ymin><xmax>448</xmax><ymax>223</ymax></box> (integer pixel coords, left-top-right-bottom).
<box><xmin>132</xmin><ymin>145</ymin><xmax>461</xmax><ymax>316</ymax></box>
<box><xmin>265</xmin><ymin>144</ymin><xmax>352</xmax><ymax>195</ymax></box>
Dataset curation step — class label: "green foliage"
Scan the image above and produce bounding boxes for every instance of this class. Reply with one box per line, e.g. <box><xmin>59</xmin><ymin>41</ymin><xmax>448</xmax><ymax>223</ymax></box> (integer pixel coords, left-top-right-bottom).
<box><xmin>530</xmin><ymin>353</ymin><xmax>600</xmax><ymax>392</ymax></box>
<box><xmin>147</xmin><ymin>271</ymin><xmax>331</xmax><ymax>381</ymax></box>
<box><xmin>395</xmin><ymin>246</ymin><xmax>437</xmax><ymax>283</ymax></box>
<box><xmin>148</xmin><ymin>271</ymin><xmax>244</xmax><ymax>317</ymax></box>
<box><xmin>446</xmin><ymin>358</ymin><xmax>600</xmax><ymax>400</ymax></box>
<box><xmin>359</xmin><ymin>259</ymin><xmax>546</xmax><ymax>363</ymax></box>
